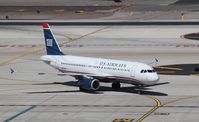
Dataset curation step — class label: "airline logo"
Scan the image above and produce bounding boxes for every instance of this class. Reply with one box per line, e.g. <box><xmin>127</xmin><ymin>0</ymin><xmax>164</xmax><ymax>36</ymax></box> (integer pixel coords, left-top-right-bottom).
<box><xmin>46</xmin><ymin>39</ymin><xmax>53</xmax><ymax>46</ymax></box>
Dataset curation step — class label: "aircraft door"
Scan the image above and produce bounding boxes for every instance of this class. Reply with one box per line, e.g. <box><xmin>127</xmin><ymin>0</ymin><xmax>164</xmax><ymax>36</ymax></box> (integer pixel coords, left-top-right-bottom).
<box><xmin>131</xmin><ymin>65</ymin><xmax>138</xmax><ymax>77</ymax></box>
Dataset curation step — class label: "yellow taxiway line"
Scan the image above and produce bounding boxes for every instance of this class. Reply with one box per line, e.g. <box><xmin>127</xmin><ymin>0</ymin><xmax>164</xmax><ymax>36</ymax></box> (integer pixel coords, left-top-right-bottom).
<box><xmin>190</xmin><ymin>74</ymin><xmax>199</xmax><ymax>76</ymax></box>
<box><xmin>156</xmin><ymin>71</ymin><xmax>176</xmax><ymax>74</ymax></box>
<box><xmin>155</xmin><ymin>66</ymin><xmax>183</xmax><ymax>71</ymax></box>
<box><xmin>0</xmin><ymin>49</ymin><xmax>43</xmax><ymax>66</ymax></box>
<box><xmin>0</xmin><ymin>76</ymin><xmax>48</xmax><ymax>84</ymax></box>
<box><xmin>0</xmin><ymin>26</ymin><xmax>109</xmax><ymax>67</ymax></box>
<box><xmin>161</xmin><ymin>96</ymin><xmax>199</xmax><ymax>107</ymax></box>
<box><xmin>72</xmin><ymin>26</ymin><xmax>110</xmax><ymax>41</ymax></box>
<box><xmin>136</xmin><ymin>95</ymin><xmax>161</xmax><ymax>122</ymax></box>
<box><xmin>136</xmin><ymin>95</ymin><xmax>199</xmax><ymax>122</ymax></box>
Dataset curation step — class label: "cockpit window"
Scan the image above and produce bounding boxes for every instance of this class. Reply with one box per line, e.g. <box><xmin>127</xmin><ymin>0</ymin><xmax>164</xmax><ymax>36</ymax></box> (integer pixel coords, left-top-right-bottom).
<box><xmin>141</xmin><ymin>69</ymin><xmax>156</xmax><ymax>73</ymax></box>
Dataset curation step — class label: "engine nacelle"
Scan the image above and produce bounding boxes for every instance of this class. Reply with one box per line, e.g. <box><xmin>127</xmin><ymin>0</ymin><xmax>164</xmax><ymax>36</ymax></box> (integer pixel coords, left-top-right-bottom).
<box><xmin>79</xmin><ymin>77</ymin><xmax>100</xmax><ymax>91</ymax></box>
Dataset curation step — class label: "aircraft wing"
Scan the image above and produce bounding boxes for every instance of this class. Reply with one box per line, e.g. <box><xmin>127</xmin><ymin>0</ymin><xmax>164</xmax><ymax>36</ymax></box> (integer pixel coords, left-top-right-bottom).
<box><xmin>9</xmin><ymin>68</ymin><xmax>137</xmax><ymax>83</ymax></box>
<box><xmin>9</xmin><ymin>68</ymin><xmax>168</xmax><ymax>87</ymax></box>
<box><xmin>60</xmin><ymin>71</ymin><xmax>139</xmax><ymax>83</ymax></box>
<box><xmin>9</xmin><ymin>68</ymin><xmax>112</xmax><ymax>78</ymax></box>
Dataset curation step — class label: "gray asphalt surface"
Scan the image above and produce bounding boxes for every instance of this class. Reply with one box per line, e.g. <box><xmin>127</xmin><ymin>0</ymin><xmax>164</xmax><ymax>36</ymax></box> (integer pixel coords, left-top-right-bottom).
<box><xmin>0</xmin><ymin>0</ymin><xmax>199</xmax><ymax>20</ymax></box>
<box><xmin>0</xmin><ymin>25</ymin><xmax>199</xmax><ymax>122</ymax></box>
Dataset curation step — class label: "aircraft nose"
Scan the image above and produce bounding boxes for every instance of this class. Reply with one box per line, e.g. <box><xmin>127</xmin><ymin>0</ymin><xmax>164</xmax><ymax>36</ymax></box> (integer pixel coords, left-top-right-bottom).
<box><xmin>147</xmin><ymin>74</ymin><xmax>159</xmax><ymax>83</ymax></box>
<box><xmin>155</xmin><ymin>75</ymin><xmax>159</xmax><ymax>81</ymax></box>
<box><xmin>152</xmin><ymin>74</ymin><xmax>159</xmax><ymax>82</ymax></box>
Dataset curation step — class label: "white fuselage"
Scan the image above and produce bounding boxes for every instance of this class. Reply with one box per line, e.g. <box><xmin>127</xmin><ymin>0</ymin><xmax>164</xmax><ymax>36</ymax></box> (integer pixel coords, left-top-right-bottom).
<box><xmin>41</xmin><ymin>55</ymin><xmax>159</xmax><ymax>85</ymax></box>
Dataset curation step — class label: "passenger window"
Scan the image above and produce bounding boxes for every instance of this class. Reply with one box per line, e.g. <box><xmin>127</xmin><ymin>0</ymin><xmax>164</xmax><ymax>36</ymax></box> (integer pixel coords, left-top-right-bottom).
<box><xmin>141</xmin><ymin>70</ymin><xmax>144</xmax><ymax>73</ymax></box>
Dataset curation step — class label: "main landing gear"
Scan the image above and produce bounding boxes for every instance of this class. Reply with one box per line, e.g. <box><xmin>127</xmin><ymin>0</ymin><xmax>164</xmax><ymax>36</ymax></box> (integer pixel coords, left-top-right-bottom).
<box><xmin>112</xmin><ymin>82</ymin><xmax>121</xmax><ymax>89</ymax></box>
<box><xmin>79</xmin><ymin>86</ymin><xmax>84</xmax><ymax>91</ymax></box>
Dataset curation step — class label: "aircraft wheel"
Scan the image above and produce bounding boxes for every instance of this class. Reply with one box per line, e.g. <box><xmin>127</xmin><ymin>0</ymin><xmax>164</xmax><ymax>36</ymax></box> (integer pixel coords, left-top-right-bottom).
<box><xmin>137</xmin><ymin>85</ymin><xmax>144</xmax><ymax>95</ymax></box>
<box><xmin>138</xmin><ymin>90</ymin><xmax>142</xmax><ymax>95</ymax></box>
<box><xmin>112</xmin><ymin>82</ymin><xmax>121</xmax><ymax>89</ymax></box>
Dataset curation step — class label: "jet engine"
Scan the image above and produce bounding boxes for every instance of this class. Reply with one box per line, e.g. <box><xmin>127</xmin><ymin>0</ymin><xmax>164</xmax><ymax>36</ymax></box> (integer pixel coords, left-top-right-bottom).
<box><xmin>79</xmin><ymin>77</ymin><xmax>100</xmax><ymax>91</ymax></box>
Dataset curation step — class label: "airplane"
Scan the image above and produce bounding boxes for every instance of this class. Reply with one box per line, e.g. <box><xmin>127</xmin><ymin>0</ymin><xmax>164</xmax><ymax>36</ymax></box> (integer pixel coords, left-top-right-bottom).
<box><xmin>40</xmin><ymin>23</ymin><xmax>168</xmax><ymax>93</ymax></box>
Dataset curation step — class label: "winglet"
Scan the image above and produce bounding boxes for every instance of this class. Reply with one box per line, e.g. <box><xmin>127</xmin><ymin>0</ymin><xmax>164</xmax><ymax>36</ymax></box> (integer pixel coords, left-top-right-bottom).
<box><xmin>148</xmin><ymin>58</ymin><xmax>159</xmax><ymax>66</ymax></box>
<box><xmin>10</xmin><ymin>68</ymin><xmax>15</xmax><ymax>74</ymax></box>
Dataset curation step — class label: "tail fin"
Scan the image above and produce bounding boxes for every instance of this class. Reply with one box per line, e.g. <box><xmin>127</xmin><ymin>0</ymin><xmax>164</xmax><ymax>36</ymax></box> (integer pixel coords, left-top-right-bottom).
<box><xmin>42</xmin><ymin>23</ymin><xmax>64</xmax><ymax>55</ymax></box>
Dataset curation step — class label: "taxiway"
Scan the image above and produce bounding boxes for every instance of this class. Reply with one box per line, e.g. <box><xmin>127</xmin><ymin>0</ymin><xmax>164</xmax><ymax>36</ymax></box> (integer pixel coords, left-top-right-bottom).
<box><xmin>0</xmin><ymin>25</ymin><xmax>198</xmax><ymax>122</ymax></box>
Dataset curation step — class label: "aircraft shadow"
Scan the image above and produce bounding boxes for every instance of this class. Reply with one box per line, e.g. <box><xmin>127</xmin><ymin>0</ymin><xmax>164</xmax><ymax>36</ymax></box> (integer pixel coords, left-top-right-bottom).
<box><xmin>154</xmin><ymin>63</ymin><xmax>199</xmax><ymax>76</ymax></box>
<box><xmin>30</xmin><ymin>81</ymin><xmax>168</xmax><ymax>96</ymax></box>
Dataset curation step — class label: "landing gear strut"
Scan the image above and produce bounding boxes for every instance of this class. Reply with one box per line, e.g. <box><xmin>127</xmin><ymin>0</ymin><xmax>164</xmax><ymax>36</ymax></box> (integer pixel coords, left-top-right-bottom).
<box><xmin>112</xmin><ymin>82</ymin><xmax>121</xmax><ymax>89</ymax></box>
<box><xmin>137</xmin><ymin>85</ymin><xmax>144</xmax><ymax>94</ymax></box>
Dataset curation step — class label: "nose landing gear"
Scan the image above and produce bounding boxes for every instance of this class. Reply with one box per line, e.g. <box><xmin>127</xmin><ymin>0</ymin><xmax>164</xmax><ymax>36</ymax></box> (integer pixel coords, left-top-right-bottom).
<box><xmin>137</xmin><ymin>85</ymin><xmax>144</xmax><ymax>95</ymax></box>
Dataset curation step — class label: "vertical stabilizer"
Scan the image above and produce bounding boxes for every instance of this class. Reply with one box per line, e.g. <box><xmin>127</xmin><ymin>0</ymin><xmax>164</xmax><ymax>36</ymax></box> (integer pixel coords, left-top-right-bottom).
<box><xmin>42</xmin><ymin>23</ymin><xmax>64</xmax><ymax>55</ymax></box>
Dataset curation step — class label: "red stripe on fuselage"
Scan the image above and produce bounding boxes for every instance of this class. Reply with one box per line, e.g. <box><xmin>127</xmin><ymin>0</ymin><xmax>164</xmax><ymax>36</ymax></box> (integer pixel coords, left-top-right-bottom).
<box><xmin>58</xmin><ymin>69</ymin><xmax>94</xmax><ymax>75</ymax></box>
<box><xmin>107</xmin><ymin>76</ymin><xmax>136</xmax><ymax>81</ymax></box>
<box><xmin>59</xmin><ymin>69</ymin><xmax>137</xmax><ymax>80</ymax></box>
